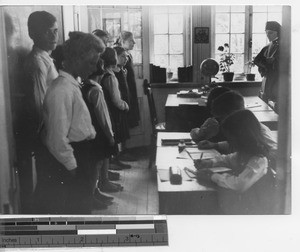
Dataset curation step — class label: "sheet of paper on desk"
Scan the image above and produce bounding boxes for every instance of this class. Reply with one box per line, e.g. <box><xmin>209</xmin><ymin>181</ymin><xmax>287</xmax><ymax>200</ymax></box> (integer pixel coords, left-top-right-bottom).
<box><xmin>178</xmin><ymin>149</ymin><xmax>220</xmax><ymax>160</ymax></box>
<box><xmin>209</xmin><ymin>167</ymin><xmax>232</xmax><ymax>173</ymax></box>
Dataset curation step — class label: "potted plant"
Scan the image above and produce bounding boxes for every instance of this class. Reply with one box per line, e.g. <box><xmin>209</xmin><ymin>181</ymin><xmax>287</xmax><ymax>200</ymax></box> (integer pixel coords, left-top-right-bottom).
<box><xmin>218</xmin><ymin>43</ymin><xmax>235</xmax><ymax>81</ymax></box>
<box><xmin>245</xmin><ymin>57</ymin><xmax>256</xmax><ymax>81</ymax></box>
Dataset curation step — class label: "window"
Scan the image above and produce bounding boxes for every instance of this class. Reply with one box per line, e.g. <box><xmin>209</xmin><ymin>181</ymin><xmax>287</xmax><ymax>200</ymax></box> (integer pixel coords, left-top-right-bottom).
<box><xmin>213</xmin><ymin>5</ymin><xmax>282</xmax><ymax>77</ymax></box>
<box><xmin>87</xmin><ymin>6</ymin><xmax>143</xmax><ymax>78</ymax></box>
<box><xmin>150</xmin><ymin>6</ymin><xmax>191</xmax><ymax>80</ymax></box>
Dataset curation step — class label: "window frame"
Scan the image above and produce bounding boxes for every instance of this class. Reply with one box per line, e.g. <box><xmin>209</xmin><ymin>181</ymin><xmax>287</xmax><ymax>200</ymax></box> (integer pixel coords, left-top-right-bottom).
<box><xmin>149</xmin><ymin>6</ymin><xmax>191</xmax><ymax>79</ymax></box>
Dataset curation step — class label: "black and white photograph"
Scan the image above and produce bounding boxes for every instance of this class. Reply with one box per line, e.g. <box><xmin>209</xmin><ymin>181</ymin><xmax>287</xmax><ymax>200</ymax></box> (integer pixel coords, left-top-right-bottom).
<box><xmin>0</xmin><ymin>1</ymin><xmax>298</xmax><ymax>251</ymax></box>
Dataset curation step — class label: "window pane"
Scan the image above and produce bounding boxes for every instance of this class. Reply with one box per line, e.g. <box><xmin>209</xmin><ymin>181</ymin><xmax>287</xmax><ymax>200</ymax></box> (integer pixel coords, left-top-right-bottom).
<box><xmin>170</xmin><ymin>55</ymin><xmax>184</xmax><ymax>78</ymax></box>
<box><xmin>231</xmin><ymin>13</ymin><xmax>245</xmax><ymax>33</ymax></box>
<box><xmin>131</xmin><ymin>51</ymin><xmax>142</xmax><ymax>64</ymax></box>
<box><xmin>268</xmin><ymin>6</ymin><xmax>282</xmax><ymax>12</ymax></box>
<box><xmin>230</xmin><ymin>6</ymin><xmax>245</xmax><ymax>12</ymax></box>
<box><xmin>215</xmin><ymin>34</ymin><xmax>230</xmax><ymax>53</ymax></box>
<box><xmin>231</xmin><ymin>34</ymin><xmax>244</xmax><ymax>53</ymax></box>
<box><xmin>104</xmin><ymin>19</ymin><xmax>121</xmax><ymax>38</ymax></box>
<box><xmin>169</xmin><ymin>14</ymin><xmax>183</xmax><ymax>34</ymax></box>
<box><xmin>154</xmin><ymin>14</ymin><xmax>168</xmax><ymax>34</ymax></box>
<box><xmin>215</xmin><ymin>6</ymin><xmax>230</xmax><ymax>12</ymax></box>
<box><xmin>154</xmin><ymin>55</ymin><xmax>168</xmax><ymax>67</ymax></box>
<box><xmin>253</xmin><ymin>13</ymin><xmax>267</xmax><ymax>33</ymax></box>
<box><xmin>267</xmin><ymin>13</ymin><xmax>282</xmax><ymax>24</ymax></box>
<box><xmin>216</xmin><ymin>14</ymin><xmax>230</xmax><ymax>33</ymax></box>
<box><xmin>154</xmin><ymin>35</ymin><xmax>168</xmax><ymax>54</ymax></box>
<box><xmin>252</xmin><ymin>34</ymin><xmax>268</xmax><ymax>55</ymax></box>
<box><xmin>134</xmin><ymin>38</ymin><xmax>142</xmax><ymax>51</ymax></box>
<box><xmin>253</xmin><ymin>6</ymin><xmax>267</xmax><ymax>12</ymax></box>
<box><xmin>88</xmin><ymin>9</ymin><xmax>101</xmax><ymax>32</ymax></box>
<box><xmin>128</xmin><ymin>12</ymin><xmax>142</xmax><ymax>37</ymax></box>
<box><xmin>231</xmin><ymin>53</ymin><xmax>244</xmax><ymax>73</ymax></box>
<box><xmin>169</xmin><ymin>35</ymin><xmax>183</xmax><ymax>54</ymax></box>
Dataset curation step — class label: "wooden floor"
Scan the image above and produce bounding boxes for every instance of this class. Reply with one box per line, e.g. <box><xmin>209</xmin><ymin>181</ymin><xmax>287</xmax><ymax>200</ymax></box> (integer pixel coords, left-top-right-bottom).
<box><xmin>92</xmin><ymin>147</ymin><xmax>159</xmax><ymax>215</ymax></box>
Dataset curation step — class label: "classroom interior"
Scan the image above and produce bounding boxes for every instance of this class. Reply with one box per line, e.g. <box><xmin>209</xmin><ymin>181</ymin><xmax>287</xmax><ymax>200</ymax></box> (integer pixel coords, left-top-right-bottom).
<box><xmin>0</xmin><ymin>5</ymin><xmax>291</xmax><ymax>215</ymax></box>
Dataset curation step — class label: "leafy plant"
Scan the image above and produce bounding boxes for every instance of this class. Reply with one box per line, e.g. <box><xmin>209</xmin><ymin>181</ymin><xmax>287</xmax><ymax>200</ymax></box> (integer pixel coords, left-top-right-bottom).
<box><xmin>245</xmin><ymin>57</ymin><xmax>256</xmax><ymax>74</ymax></box>
<box><xmin>217</xmin><ymin>43</ymin><xmax>235</xmax><ymax>72</ymax></box>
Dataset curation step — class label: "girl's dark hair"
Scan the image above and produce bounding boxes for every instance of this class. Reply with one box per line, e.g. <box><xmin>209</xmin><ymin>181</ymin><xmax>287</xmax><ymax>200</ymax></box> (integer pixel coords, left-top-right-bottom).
<box><xmin>92</xmin><ymin>29</ymin><xmax>109</xmax><ymax>38</ymax></box>
<box><xmin>89</xmin><ymin>59</ymin><xmax>104</xmax><ymax>79</ymax></box>
<box><xmin>113</xmin><ymin>46</ymin><xmax>126</xmax><ymax>56</ymax></box>
<box><xmin>221</xmin><ymin>110</ymin><xmax>270</xmax><ymax>157</ymax></box>
<box><xmin>206</xmin><ymin>86</ymin><xmax>230</xmax><ymax>112</ymax></box>
<box><xmin>100</xmin><ymin>47</ymin><xmax>117</xmax><ymax>68</ymax></box>
<box><xmin>211</xmin><ymin>90</ymin><xmax>245</xmax><ymax>118</ymax></box>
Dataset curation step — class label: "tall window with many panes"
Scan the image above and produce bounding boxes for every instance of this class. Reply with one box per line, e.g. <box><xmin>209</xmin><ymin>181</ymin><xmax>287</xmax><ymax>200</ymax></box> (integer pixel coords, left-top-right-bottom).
<box><xmin>213</xmin><ymin>5</ymin><xmax>282</xmax><ymax>79</ymax></box>
<box><xmin>151</xmin><ymin>6</ymin><xmax>190</xmax><ymax>80</ymax></box>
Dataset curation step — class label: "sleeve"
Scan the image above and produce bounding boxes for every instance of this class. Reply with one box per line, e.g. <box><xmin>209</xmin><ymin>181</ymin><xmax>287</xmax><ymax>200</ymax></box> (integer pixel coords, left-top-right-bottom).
<box><xmin>30</xmin><ymin>59</ymin><xmax>49</xmax><ymax>124</ymax></box>
<box><xmin>190</xmin><ymin>117</ymin><xmax>220</xmax><ymax>142</ymax></box>
<box><xmin>211</xmin><ymin>153</ymin><xmax>238</xmax><ymax>168</ymax></box>
<box><xmin>45</xmin><ymin>87</ymin><xmax>77</xmax><ymax>170</ymax></box>
<box><xmin>211</xmin><ymin>156</ymin><xmax>268</xmax><ymax>192</ymax></box>
<box><xmin>216</xmin><ymin>141</ymin><xmax>230</xmax><ymax>154</ymax></box>
<box><xmin>88</xmin><ymin>86</ymin><xmax>114</xmax><ymax>140</ymax></box>
<box><xmin>102</xmin><ymin>75</ymin><xmax>129</xmax><ymax>111</ymax></box>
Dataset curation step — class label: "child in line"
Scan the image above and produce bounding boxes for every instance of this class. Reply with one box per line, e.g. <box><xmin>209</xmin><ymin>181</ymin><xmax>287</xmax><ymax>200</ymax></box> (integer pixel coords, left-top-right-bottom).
<box><xmin>81</xmin><ymin>59</ymin><xmax>118</xmax><ymax>209</ymax></box>
<box><xmin>113</xmin><ymin>46</ymin><xmax>132</xmax><ymax>158</ymax></box>
<box><xmin>194</xmin><ymin>109</ymin><xmax>276</xmax><ymax>214</ymax></box>
<box><xmin>190</xmin><ymin>86</ymin><xmax>230</xmax><ymax>143</ymax></box>
<box><xmin>100</xmin><ymin>47</ymin><xmax>131</xmax><ymax>174</ymax></box>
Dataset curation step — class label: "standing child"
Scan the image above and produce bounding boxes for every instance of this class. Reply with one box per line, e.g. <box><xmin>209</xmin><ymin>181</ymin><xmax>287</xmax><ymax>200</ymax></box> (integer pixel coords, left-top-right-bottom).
<box><xmin>81</xmin><ymin>59</ymin><xmax>117</xmax><ymax>209</ymax></box>
<box><xmin>100</xmin><ymin>47</ymin><xmax>130</xmax><ymax>184</ymax></box>
<box><xmin>113</xmin><ymin>46</ymin><xmax>131</xmax><ymax>154</ymax></box>
<box><xmin>194</xmin><ymin>110</ymin><xmax>276</xmax><ymax>214</ymax></box>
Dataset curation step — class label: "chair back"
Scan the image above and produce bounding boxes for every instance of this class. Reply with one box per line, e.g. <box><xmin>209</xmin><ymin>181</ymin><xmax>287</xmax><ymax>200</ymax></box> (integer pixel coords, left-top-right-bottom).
<box><xmin>143</xmin><ymin>79</ymin><xmax>158</xmax><ymax>134</ymax></box>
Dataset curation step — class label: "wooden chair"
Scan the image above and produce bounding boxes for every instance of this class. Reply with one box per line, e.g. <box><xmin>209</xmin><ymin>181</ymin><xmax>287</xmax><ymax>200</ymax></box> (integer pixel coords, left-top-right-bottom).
<box><xmin>143</xmin><ymin>79</ymin><xmax>166</xmax><ymax>169</ymax></box>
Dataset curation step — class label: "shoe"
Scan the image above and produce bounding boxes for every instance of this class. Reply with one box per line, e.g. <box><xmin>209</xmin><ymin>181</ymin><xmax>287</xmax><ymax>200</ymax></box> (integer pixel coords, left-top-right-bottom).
<box><xmin>92</xmin><ymin>198</ymin><xmax>109</xmax><ymax>210</ymax></box>
<box><xmin>110</xmin><ymin>181</ymin><xmax>123</xmax><ymax>191</ymax></box>
<box><xmin>101</xmin><ymin>181</ymin><xmax>123</xmax><ymax>193</ymax></box>
<box><xmin>94</xmin><ymin>188</ymin><xmax>114</xmax><ymax>202</ymax></box>
<box><xmin>108</xmin><ymin>171</ymin><xmax>120</xmax><ymax>181</ymax></box>
<box><xmin>118</xmin><ymin>153</ymin><xmax>137</xmax><ymax>162</ymax></box>
<box><xmin>110</xmin><ymin>159</ymin><xmax>131</xmax><ymax>169</ymax></box>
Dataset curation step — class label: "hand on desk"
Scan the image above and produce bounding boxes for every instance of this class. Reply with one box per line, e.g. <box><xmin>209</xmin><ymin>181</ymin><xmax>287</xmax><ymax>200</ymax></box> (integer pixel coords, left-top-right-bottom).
<box><xmin>194</xmin><ymin>159</ymin><xmax>213</xmax><ymax>170</ymax></box>
<box><xmin>196</xmin><ymin>169</ymin><xmax>213</xmax><ymax>182</ymax></box>
<box><xmin>197</xmin><ymin>140</ymin><xmax>216</xmax><ymax>150</ymax></box>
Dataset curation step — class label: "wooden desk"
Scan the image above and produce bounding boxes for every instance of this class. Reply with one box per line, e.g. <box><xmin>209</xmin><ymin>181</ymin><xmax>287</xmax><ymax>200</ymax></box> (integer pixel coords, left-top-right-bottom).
<box><xmin>155</xmin><ymin>132</ymin><xmax>219</xmax><ymax>214</ymax></box>
<box><xmin>165</xmin><ymin>94</ymin><xmax>278</xmax><ymax>131</ymax></box>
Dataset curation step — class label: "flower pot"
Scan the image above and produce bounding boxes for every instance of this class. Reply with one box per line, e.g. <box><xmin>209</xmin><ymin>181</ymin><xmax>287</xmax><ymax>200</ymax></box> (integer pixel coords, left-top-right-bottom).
<box><xmin>246</xmin><ymin>73</ymin><xmax>255</xmax><ymax>81</ymax></box>
<box><xmin>222</xmin><ymin>72</ymin><xmax>234</xmax><ymax>81</ymax></box>
<box><xmin>167</xmin><ymin>72</ymin><xmax>173</xmax><ymax>80</ymax></box>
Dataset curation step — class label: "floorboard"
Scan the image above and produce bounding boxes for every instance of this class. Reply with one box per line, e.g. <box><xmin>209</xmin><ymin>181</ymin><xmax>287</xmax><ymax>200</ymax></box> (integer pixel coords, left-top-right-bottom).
<box><xmin>92</xmin><ymin>146</ymin><xmax>159</xmax><ymax>215</ymax></box>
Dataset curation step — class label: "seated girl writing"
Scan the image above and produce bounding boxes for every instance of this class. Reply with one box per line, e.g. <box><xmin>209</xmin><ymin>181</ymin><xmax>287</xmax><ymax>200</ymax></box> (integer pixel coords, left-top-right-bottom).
<box><xmin>194</xmin><ymin>109</ymin><xmax>276</xmax><ymax>214</ymax></box>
